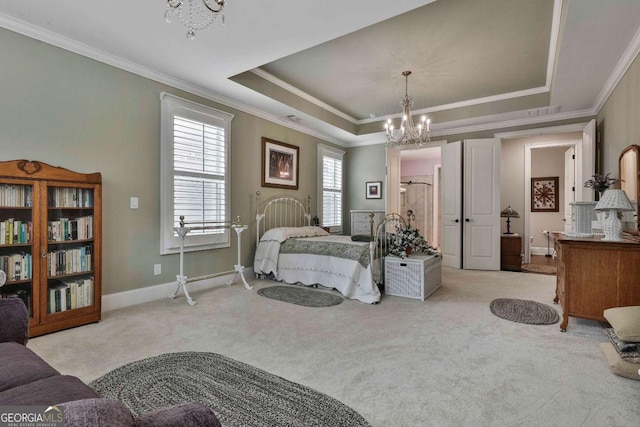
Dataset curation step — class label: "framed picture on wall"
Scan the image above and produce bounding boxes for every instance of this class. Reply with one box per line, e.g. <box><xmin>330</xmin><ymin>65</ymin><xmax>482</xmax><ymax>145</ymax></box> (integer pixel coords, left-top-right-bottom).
<box><xmin>261</xmin><ymin>137</ymin><xmax>299</xmax><ymax>189</ymax></box>
<box><xmin>531</xmin><ymin>176</ymin><xmax>559</xmax><ymax>212</ymax></box>
<box><xmin>366</xmin><ymin>181</ymin><xmax>382</xmax><ymax>199</ymax></box>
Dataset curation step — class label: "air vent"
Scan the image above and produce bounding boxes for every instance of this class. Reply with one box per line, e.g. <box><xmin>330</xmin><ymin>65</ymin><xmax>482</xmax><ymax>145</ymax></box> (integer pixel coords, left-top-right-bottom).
<box><xmin>527</xmin><ymin>106</ymin><xmax>560</xmax><ymax>117</ymax></box>
<box><xmin>287</xmin><ymin>115</ymin><xmax>301</xmax><ymax>123</ymax></box>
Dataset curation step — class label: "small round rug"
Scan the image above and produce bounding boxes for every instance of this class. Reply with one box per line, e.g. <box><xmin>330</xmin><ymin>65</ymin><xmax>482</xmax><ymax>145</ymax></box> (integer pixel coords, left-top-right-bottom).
<box><xmin>89</xmin><ymin>352</ymin><xmax>370</xmax><ymax>427</ymax></box>
<box><xmin>521</xmin><ymin>264</ymin><xmax>557</xmax><ymax>275</ymax></box>
<box><xmin>257</xmin><ymin>285</ymin><xmax>343</xmax><ymax>307</ymax></box>
<box><xmin>489</xmin><ymin>298</ymin><xmax>559</xmax><ymax>325</ymax></box>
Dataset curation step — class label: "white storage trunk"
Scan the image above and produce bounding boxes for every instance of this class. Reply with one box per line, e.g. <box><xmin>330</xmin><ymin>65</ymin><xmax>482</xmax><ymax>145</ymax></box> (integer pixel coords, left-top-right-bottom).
<box><xmin>384</xmin><ymin>253</ymin><xmax>442</xmax><ymax>300</ymax></box>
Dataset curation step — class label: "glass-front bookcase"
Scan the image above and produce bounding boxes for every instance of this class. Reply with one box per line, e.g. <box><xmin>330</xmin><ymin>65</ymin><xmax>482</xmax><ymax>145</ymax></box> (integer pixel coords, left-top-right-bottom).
<box><xmin>0</xmin><ymin>160</ymin><xmax>101</xmax><ymax>337</ymax></box>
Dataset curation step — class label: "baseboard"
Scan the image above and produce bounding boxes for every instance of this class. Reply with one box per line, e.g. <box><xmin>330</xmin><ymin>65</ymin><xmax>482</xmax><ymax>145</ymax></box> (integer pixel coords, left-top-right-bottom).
<box><xmin>102</xmin><ymin>267</ymin><xmax>252</xmax><ymax>312</ymax></box>
<box><xmin>529</xmin><ymin>246</ymin><xmax>552</xmax><ymax>256</ymax></box>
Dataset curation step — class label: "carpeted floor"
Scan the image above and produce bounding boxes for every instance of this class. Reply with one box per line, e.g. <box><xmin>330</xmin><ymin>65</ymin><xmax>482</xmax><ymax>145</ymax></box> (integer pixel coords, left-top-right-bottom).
<box><xmin>27</xmin><ymin>268</ymin><xmax>640</xmax><ymax>426</ymax></box>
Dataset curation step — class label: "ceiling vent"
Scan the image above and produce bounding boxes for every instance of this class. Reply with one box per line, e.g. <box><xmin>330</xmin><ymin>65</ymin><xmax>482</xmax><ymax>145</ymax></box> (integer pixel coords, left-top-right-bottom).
<box><xmin>287</xmin><ymin>114</ymin><xmax>301</xmax><ymax>123</ymax></box>
<box><xmin>527</xmin><ymin>106</ymin><xmax>560</xmax><ymax>117</ymax></box>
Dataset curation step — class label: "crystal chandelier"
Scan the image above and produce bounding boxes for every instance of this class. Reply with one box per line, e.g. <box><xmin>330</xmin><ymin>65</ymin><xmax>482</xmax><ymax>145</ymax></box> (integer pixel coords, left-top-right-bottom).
<box><xmin>384</xmin><ymin>71</ymin><xmax>431</xmax><ymax>147</ymax></box>
<box><xmin>165</xmin><ymin>0</ymin><xmax>226</xmax><ymax>40</ymax></box>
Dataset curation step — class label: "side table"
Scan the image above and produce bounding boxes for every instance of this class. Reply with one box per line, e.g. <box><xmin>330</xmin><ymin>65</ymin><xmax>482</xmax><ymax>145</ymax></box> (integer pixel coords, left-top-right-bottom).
<box><xmin>500</xmin><ymin>234</ymin><xmax>522</xmax><ymax>271</ymax></box>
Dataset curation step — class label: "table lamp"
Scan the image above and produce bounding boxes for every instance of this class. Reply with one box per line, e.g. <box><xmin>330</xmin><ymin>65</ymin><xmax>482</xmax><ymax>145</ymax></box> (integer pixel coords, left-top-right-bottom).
<box><xmin>500</xmin><ymin>205</ymin><xmax>520</xmax><ymax>234</ymax></box>
<box><xmin>594</xmin><ymin>189</ymin><xmax>634</xmax><ymax>241</ymax></box>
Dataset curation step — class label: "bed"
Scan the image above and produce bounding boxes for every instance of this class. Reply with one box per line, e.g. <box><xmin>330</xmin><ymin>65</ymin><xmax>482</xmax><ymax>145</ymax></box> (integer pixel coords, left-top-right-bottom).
<box><xmin>253</xmin><ymin>193</ymin><xmax>402</xmax><ymax>304</ymax></box>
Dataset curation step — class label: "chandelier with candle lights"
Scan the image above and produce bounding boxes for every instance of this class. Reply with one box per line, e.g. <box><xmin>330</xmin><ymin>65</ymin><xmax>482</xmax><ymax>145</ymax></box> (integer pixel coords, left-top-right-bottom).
<box><xmin>165</xmin><ymin>0</ymin><xmax>226</xmax><ymax>40</ymax></box>
<box><xmin>384</xmin><ymin>71</ymin><xmax>431</xmax><ymax>147</ymax></box>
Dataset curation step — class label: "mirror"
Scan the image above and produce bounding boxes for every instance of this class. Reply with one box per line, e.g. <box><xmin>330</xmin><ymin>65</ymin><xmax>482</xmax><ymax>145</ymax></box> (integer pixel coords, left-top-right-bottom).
<box><xmin>619</xmin><ymin>144</ymin><xmax>639</xmax><ymax>234</ymax></box>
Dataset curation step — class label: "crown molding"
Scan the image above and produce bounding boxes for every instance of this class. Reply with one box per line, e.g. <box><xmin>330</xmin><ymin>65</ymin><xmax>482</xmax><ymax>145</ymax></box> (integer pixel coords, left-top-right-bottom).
<box><xmin>592</xmin><ymin>22</ymin><xmax>640</xmax><ymax>113</ymax></box>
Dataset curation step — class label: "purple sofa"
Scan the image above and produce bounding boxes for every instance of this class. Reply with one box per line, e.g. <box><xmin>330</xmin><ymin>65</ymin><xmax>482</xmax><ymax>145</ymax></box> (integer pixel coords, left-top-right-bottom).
<box><xmin>0</xmin><ymin>298</ymin><xmax>221</xmax><ymax>427</ymax></box>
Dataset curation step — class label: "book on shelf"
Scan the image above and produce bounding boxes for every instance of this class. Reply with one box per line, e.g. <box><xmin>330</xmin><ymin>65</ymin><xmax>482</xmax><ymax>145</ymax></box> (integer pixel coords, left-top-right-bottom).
<box><xmin>0</xmin><ymin>184</ymin><xmax>34</xmax><ymax>208</ymax></box>
<box><xmin>0</xmin><ymin>252</ymin><xmax>32</xmax><ymax>281</ymax></box>
<box><xmin>48</xmin><ymin>276</ymin><xmax>94</xmax><ymax>314</ymax></box>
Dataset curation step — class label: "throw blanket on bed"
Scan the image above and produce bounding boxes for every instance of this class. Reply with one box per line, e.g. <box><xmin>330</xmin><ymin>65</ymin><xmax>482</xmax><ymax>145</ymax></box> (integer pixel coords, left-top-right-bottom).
<box><xmin>280</xmin><ymin>237</ymin><xmax>370</xmax><ymax>268</ymax></box>
<box><xmin>254</xmin><ymin>227</ymin><xmax>330</xmax><ymax>277</ymax></box>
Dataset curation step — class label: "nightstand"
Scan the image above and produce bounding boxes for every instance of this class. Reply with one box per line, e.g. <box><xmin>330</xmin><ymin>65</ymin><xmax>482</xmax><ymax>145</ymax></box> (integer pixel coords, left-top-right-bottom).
<box><xmin>500</xmin><ymin>234</ymin><xmax>522</xmax><ymax>272</ymax></box>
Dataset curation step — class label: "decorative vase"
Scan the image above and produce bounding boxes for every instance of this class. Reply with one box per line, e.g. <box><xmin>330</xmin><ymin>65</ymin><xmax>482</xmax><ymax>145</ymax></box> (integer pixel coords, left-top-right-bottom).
<box><xmin>405</xmin><ymin>246</ymin><xmax>413</xmax><ymax>255</ymax></box>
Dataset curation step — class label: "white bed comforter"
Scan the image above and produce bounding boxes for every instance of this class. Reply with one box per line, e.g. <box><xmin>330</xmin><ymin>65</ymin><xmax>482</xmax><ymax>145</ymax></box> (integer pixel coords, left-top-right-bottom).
<box><xmin>254</xmin><ymin>227</ymin><xmax>380</xmax><ymax>304</ymax></box>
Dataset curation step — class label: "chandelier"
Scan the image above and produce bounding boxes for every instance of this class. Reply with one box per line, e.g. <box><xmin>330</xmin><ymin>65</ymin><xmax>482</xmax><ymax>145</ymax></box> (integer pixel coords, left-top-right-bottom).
<box><xmin>384</xmin><ymin>71</ymin><xmax>431</xmax><ymax>147</ymax></box>
<box><xmin>165</xmin><ymin>0</ymin><xmax>226</xmax><ymax>40</ymax></box>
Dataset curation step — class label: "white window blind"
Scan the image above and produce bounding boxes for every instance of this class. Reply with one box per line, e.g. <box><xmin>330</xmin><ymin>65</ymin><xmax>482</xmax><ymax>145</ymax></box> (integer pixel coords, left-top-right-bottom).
<box><xmin>317</xmin><ymin>145</ymin><xmax>345</xmax><ymax>233</ymax></box>
<box><xmin>322</xmin><ymin>156</ymin><xmax>342</xmax><ymax>227</ymax></box>
<box><xmin>173</xmin><ymin>116</ymin><xmax>225</xmax><ymax>235</ymax></box>
<box><xmin>161</xmin><ymin>93</ymin><xmax>233</xmax><ymax>254</ymax></box>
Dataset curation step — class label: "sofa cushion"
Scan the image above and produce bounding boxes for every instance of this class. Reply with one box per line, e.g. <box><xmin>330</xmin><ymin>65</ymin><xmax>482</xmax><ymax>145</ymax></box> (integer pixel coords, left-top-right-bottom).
<box><xmin>0</xmin><ymin>342</ymin><xmax>59</xmax><ymax>393</ymax></box>
<box><xmin>0</xmin><ymin>375</ymin><xmax>99</xmax><ymax>405</ymax></box>
<box><xmin>604</xmin><ymin>306</ymin><xmax>640</xmax><ymax>342</ymax></box>
<box><xmin>134</xmin><ymin>403</ymin><xmax>222</xmax><ymax>427</ymax></box>
<box><xmin>58</xmin><ymin>398</ymin><xmax>134</xmax><ymax>427</ymax></box>
<box><xmin>0</xmin><ymin>298</ymin><xmax>29</xmax><ymax>345</ymax></box>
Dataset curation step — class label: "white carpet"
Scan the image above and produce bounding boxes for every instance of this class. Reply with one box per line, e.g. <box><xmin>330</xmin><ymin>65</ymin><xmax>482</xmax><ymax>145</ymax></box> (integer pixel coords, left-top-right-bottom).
<box><xmin>28</xmin><ymin>267</ymin><xmax>640</xmax><ymax>426</ymax></box>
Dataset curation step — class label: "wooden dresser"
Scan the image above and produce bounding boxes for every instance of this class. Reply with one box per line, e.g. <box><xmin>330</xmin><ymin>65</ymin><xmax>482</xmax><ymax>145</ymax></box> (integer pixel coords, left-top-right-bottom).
<box><xmin>553</xmin><ymin>232</ymin><xmax>640</xmax><ymax>332</ymax></box>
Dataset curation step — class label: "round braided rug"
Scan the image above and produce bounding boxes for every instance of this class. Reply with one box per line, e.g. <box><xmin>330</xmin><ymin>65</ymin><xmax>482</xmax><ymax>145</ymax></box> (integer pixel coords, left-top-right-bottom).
<box><xmin>257</xmin><ymin>285</ymin><xmax>343</xmax><ymax>307</ymax></box>
<box><xmin>90</xmin><ymin>352</ymin><xmax>369</xmax><ymax>427</ymax></box>
<box><xmin>489</xmin><ymin>298</ymin><xmax>559</xmax><ymax>325</ymax></box>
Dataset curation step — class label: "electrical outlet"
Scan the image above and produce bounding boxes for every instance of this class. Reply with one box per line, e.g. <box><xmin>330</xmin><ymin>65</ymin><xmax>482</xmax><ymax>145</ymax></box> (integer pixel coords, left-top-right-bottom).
<box><xmin>153</xmin><ymin>264</ymin><xmax>161</xmax><ymax>275</ymax></box>
<box><xmin>130</xmin><ymin>197</ymin><xmax>139</xmax><ymax>209</ymax></box>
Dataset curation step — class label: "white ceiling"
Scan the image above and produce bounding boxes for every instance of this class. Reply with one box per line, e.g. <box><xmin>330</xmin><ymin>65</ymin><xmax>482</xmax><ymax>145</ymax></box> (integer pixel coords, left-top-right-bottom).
<box><xmin>1</xmin><ymin>0</ymin><xmax>639</xmax><ymax>147</ymax></box>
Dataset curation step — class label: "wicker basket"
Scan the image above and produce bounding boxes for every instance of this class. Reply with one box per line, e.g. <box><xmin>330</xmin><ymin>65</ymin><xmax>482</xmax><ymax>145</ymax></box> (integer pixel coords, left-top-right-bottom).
<box><xmin>567</xmin><ymin>201</ymin><xmax>597</xmax><ymax>237</ymax></box>
<box><xmin>384</xmin><ymin>254</ymin><xmax>441</xmax><ymax>301</ymax></box>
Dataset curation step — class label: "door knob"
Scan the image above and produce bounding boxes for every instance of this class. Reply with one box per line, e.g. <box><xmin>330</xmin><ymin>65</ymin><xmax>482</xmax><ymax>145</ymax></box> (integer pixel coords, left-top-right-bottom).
<box><xmin>451</xmin><ymin>219</ymin><xmax>459</xmax><ymax>223</ymax></box>
<box><xmin>465</xmin><ymin>218</ymin><xmax>472</xmax><ymax>222</ymax></box>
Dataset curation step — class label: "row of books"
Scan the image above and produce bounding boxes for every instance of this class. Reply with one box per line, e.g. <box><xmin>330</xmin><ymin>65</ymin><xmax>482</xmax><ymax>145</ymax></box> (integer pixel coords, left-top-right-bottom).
<box><xmin>1</xmin><ymin>291</ymin><xmax>32</xmax><ymax>315</ymax></box>
<box><xmin>0</xmin><ymin>184</ymin><xmax>33</xmax><ymax>208</ymax></box>
<box><xmin>48</xmin><ymin>216</ymin><xmax>93</xmax><ymax>242</ymax></box>
<box><xmin>0</xmin><ymin>252</ymin><xmax>32</xmax><ymax>281</ymax></box>
<box><xmin>48</xmin><ymin>277</ymin><xmax>94</xmax><ymax>314</ymax></box>
<box><xmin>48</xmin><ymin>187</ymin><xmax>94</xmax><ymax>208</ymax></box>
<box><xmin>0</xmin><ymin>219</ymin><xmax>32</xmax><ymax>245</ymax></box>
<box><xmin>47</xmin><ymin>246</ymin><xmax>92</xmax><ymax>277</ymax></box>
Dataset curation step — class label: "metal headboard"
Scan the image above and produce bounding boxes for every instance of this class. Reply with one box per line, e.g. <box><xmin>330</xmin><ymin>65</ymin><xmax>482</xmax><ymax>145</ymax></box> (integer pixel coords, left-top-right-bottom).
<box><xmin>255</xmin><ymin>191</ymin><xmax>312</xmax><ymax>248</ymax></box>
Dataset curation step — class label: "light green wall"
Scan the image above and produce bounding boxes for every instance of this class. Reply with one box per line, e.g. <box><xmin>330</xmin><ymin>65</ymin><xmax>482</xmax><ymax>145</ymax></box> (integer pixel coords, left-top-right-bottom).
<box><xmin>0</xmin><ymin>28</ymin><xmax>339</xmax><ymax>295</ymax></box>
<box><xmin>344</xmin><ymin>144</ymin><xmax>386</xmax><ymax>233</ymax></box>
<box><xmin>598</xmin><ymin>52</ymin><xmax>640</xmax><ymax>176</ymax></box>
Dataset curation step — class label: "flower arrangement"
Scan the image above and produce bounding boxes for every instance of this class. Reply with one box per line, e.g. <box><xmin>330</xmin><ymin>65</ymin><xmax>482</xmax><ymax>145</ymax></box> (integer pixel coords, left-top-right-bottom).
<box><xmin>584</xmin><ymin>173</ymin><xmax>618</xmax><ymax>193</ymax></box>
<box><xmin>388</xmin><ymin>224</ymin><xmax>439</xmax><ymax>259</ymax></box>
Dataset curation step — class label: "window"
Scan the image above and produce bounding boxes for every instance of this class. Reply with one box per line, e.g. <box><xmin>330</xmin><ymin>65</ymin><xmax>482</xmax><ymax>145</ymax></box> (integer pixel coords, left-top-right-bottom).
<box><xmin>160</xmin><ymin>93</ymin><xmax>233</xmax><ymax>254</ymax></box>
<box><xmin>317</xmin><ymin>145</ymin><xmax>345</xmax><ymax>233</ymax></box>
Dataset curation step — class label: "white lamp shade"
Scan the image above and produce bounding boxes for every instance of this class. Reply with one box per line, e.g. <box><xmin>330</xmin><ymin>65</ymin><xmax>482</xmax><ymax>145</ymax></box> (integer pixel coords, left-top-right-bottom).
<box><xmin>594</xmin><ymin>189</ymin><xmax>635</xmax><ymax>212</ymax></box>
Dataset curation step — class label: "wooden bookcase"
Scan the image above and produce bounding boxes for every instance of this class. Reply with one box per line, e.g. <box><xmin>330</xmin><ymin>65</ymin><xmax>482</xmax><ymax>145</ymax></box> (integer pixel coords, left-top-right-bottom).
<box><xmin>0</xmin><ymin>160</ymin><xmax>101</xmax><ymax>337</ymax></box>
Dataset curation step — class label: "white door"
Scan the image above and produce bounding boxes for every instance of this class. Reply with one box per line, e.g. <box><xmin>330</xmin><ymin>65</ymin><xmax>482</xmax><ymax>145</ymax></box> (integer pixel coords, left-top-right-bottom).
<box><xmin>441</xmin><ymin>141</ymin><xmax>462</xmax><ymax>268</ymax></box>
<box><xmin>386</xmin><ymin>148</ymin><xmax>401</xmax><ymax>217</ymax></box>
<box><xmin>577</xmin><ymin>119</ymin><xmax>596</xmax><ymax>202</ymax></box>
<box><xmin>463</xmin><ymin>139</ymin><xmax>501</xmax><ymax>270</ymax></box>
<box><xmin>564</xmin><ymin>147</ymin><xmax>575</xmax><ymax>233</ymax></box>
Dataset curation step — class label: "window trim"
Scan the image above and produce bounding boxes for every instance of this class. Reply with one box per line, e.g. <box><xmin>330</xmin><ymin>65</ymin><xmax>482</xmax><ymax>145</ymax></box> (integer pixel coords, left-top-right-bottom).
<box><xmin>317</xmin><ymin>144</ymin><xmax>345</xmax><ymax>234</ymax></box>
<box><xmin>160</xmin><ymin>92</ymin><xmax>234</xmax><ymax>255</ymax></box>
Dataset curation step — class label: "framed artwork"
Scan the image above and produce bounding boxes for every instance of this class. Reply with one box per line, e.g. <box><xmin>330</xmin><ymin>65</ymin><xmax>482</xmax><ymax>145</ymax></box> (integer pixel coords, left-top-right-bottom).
<box><xmin>531</xmin><ymin>177</ymin><xmax>559</xmax><ymax>212</ymax></box>
<box><xmin>366</xmin><ymin>181</ymin><xmax>382</xmax><ymax>199</ymax></box>
<box><xmin>261</xmin><ymin>137</ymin><xmax>299</xmax><ymax>189</ymax></box>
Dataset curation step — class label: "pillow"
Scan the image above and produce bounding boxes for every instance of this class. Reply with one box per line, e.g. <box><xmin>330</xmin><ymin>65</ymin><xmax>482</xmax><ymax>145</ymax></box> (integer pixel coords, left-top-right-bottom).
<box><xmin>599</xmin><ymin>342</ymin><xmax>640</xmax><ymax>381</ymax></box>
<box><xmin>603</xmin><ymin>306</ymin><xmax>640</xmax><ymax>342</ymax></box>
<box><xmin>260</xmin><ymin>226</ymin><xmax>329</xmax><ymax>243</ymax></box>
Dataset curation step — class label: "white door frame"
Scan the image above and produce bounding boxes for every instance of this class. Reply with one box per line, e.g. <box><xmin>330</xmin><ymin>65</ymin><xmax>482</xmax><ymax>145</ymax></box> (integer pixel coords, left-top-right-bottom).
<box><xmin>496</xmin><ymin>121</ymin><xmax>595</xmax><ymax>264</ymax></box>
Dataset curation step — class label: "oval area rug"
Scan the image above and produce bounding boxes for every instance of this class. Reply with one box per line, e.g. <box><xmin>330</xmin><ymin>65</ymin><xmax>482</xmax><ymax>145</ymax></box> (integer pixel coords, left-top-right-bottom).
<box><xmin>257</xmin><ymin>285</ymin><xmax>343</xmax><ymax>307</ymax></box>
<box><xmin>490</xmin><ymin>298</ymin><xmax>559</xmax><ymax>325</ymax></box>
<box><xmin>89</xmin><ymin>352</ymin><xmax>370</xmax><ymax>427</ymax></box>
